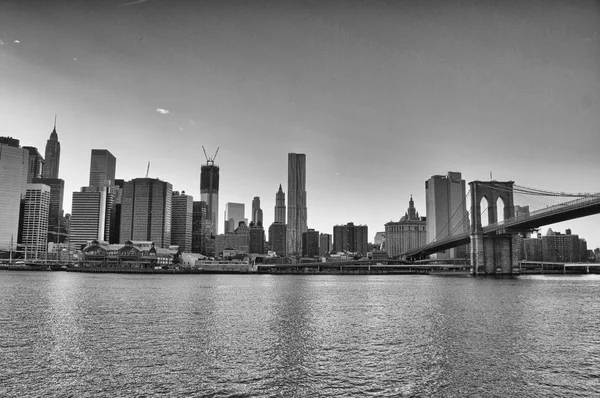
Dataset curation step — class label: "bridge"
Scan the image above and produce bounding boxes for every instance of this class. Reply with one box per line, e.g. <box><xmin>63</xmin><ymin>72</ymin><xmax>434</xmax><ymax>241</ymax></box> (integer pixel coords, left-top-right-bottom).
<box><xmin>405</xmin><ymin>181</ymin><xmax>600</xmax><ymax>275</ymax></box>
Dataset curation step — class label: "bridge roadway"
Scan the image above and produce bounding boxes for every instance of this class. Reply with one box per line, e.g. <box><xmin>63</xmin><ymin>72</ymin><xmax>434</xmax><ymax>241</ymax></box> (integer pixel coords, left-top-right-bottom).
<box><xmin>405</xmin><ymin>194</ymin><xmax>600</xmax><ymax>259</ymax></box>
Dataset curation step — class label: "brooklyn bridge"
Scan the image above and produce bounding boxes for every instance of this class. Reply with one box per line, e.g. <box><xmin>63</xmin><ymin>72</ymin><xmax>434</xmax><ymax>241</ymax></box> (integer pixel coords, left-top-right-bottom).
<box><xmin>404</xmin><ymin>180</ymin><xmax>600</xmax><ymax>275</ymax></box>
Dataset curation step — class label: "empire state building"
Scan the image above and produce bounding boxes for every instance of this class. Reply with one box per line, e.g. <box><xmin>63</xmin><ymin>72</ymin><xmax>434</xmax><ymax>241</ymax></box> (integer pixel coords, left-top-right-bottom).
<box><xmin>42</xmin><ymin>119</ymin><xmax>61</xmax><ymax>179</ymax></box>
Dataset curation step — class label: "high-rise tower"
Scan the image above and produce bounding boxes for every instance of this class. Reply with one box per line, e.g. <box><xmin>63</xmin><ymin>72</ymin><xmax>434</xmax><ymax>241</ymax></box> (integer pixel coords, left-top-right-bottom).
<box><xmin>287</xmin><ymin>153</ymin><xmax>307</xmax><ymax>256</ymax></box>
<box><xmin>274</xmin><ymin>184</ymin><xmax>285</xmax><ymax>224</ymax></box>
<box><xmin>120</xmin><ymin>178</ymin><xmax>172</xmax><ymax>248</ymax></box>
<box><xmin>425</xmin><ymin>171</ymin><xmax>469</xmax><ymax>259</ymax></box>
<box><xmin>200</xmin><ymin>147</ymin><xmax>220</xmax><ymax>236</ymax></box>
<box><xmin>0</xmin><ymin>137</ymin><xmax>29</xmax><ymax>251</ymax></box>
<box><xmin>89</xmin><ymin>149</ymin><xmax>116</xmax><ymax>187</ymax></box>
<box><xmin>42</xmin><ymin>117</ymin><xmax>61</xmax><ymax>179</ymax></box>
<box><xmin>252</xmin><ymin>196</ymin><xmax>263</xmax><ymax>225</ymax></box>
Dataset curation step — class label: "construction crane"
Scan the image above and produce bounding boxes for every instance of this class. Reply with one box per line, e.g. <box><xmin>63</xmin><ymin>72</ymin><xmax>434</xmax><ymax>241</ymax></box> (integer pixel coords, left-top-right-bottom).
<box><xmin>202</xmin><ymin>146</ymin><xmax>220</xmax><ymax>165</ymax></box>
<box><xmin>146</xmin><ymin>162</ymin><xmax>150</xmax><ymax>178</ymax></box>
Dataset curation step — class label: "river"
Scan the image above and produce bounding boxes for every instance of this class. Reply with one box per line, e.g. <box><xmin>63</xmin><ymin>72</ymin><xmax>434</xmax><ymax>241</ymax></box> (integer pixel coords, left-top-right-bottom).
<box><xmin>1</xmin><ymin>271</ymin><xmax>599</xmax><ymax>397</ymax></box>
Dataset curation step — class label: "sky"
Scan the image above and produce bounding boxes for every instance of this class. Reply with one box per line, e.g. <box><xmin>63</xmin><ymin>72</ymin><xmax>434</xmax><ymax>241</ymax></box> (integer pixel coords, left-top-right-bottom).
<box><xmin>1</xmin><ymin>0</ymin><xmax>599</xmax><ymax>248</ymax></box>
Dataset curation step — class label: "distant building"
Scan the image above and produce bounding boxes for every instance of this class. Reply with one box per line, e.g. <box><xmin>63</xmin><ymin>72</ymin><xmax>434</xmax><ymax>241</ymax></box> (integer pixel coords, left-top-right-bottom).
<box><xmin>120</xmin><ymin>178</ymin><xmax>172</xmax><ymax>248</ymax></box>
<box><xmin>89</xmin><ymin>149</ymin><xmax>116</xmax><ymax>187</ymax></box>
<box><xmin>287</xmin><ymin>153</ymin><xmax>307</xmax><ymax>256</ymax></box>
<box><xmin>302</xmin><ymin>229</ymin><xmax>319</xmax><ymax>257</ymax></box>
<box><xmin>542</xmin><ymin>228</ymin><xmax>585</xmax><ymax>262</ymax></box>
<box><xmin>224</xmin><ymin>202</ymin><xmax>246</xmax><ymax>234</ymax></box>
<box><xmin>274</xmin><ymin>184</ymin><xmax>286</xmax><ymax>224</ymax></box>
<box><xmin>214</xmin><ymin>222</ymin><xmax>250</xmax><ymax>257</ymax></box>
<box><xmin>333</xmin><ymin>222</ymin><xmax>368</xmax><ymax>255</ymax></box>
<box><xmin>385</xmin><ymin>196</ymin><xmax>427</xmax><ymax>258</ymax></box>
<box><xmin>42</xmin><ymin>121</ymin><xmax>60</xmax><ymax>179</ymax></box>
<box><xmin>192</xmin><ymin>201</ymin><xmax>212</xmax><ymax>256</ymax></box>
<box><xmin>22</xmin><ymin>184</ymin><xmax>50</xmax><ymax>259</ymax></box>
<box><xmin>200</xmin><ymin>158</ymin><xmax>219</xmax><ymax>235</ymax></box>
<box><xmin>425</xmin><ymin>172</ymin><xmax>469</xmax><ymax>259</ymax></box>
<box><xmin>0</xmin><ymin>138</ymin><xmax>29</xmax><ymax>251</ymax></box>
<box><xmin>249</xmin><ymin>223</ymin><xmax>265</xmax><ymax>254</ymax></box>
<box><xmin>373</xmin><ymin>232</ymin><xmax>385</xmax><ymax>249</ymax></box>
<box><xmin>252</xmin><ymin>196</ymin><xmax>263</xmax><ymax>225</ymax></box>
<box><xmin>319</xmin><ymin>233</ymin><xmax>332</xmax><ymax>256</ymax></box>
<box><xmin>70</xmin><ymin>186</ymin><xmax>118</xmax><ymax>249</ymax></box>
<box><xmin>32</xmin><ymin>177</ymin><xmax>66</xmax><ymax>244</ymax></box>
<box><xmin>268</xmin><ymin>222</ymin><xmax>286</xmax><ymax>256</ymax></box>
<box><xmin>22</xmin><ymin>146</ymin><xmax>44</xmax><ymax>183</ymax></box>
<box><xmin>171</xmin><ymin>191</ymin><xmax>193</xmax><ymax>252</ymax></box>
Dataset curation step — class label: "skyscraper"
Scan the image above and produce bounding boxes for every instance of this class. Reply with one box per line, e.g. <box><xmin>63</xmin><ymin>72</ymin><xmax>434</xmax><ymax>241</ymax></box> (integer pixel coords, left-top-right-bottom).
<box><xmin>0</xmin><ymin>138</ymin><xmax>29</xmax><ymax>251</ymax></box>
<box><xmin>274</xmin><ymin>184</ymin><xmax>285</xmax><ymax>224</ymax></box>
<box><xmin>333</xmin><ymin>222</ymin><xmax>368</xmax><ymax>255</ymax></box>
<box><xmin>302</xmin><ymin>229</ymin><xmax>319</xmax><ymax>257</ymax></box>
<box><xmin>268</xmin><ymin>223</ymin><xmax>286</xmax><ymax>257</ymax></box>
<box><xmin>22</xmin><ymin>184</ymin><xmax>50</xmax><ymax>259</ymax></box>
<box><xmin>69</xmin><ymin>186</ymin><xmax>117</xmax><ymax>248</ymax></box>
<box><xmin>319</xmin><ymin>233</ymin><xmax>332</xmax><ymax>257</ymax></box>
<box><xmin>425</xmin><ymin>171</ymin><xmax>469</xmax><ymax>259</ymax></box>
<box><xmin>22</xmin><ymin>146</ymin><xmax>44</xmax><ymax>183</ymax></box>
<box><xmin>287</xmin><ymin>153</ymin><xmax>307</xmax><ymax>256</ymax></box>
<box><xmin>200</xmin><ymin>158</ymin><xmax>219</xmax><ymax>235</ymax></box>
<box><xmin>252</xmin><ymin>196</ymin><xmax>263</xmax><ymax>225</ymax></box>
<box><xmin>89</xmin><ymin>149</ymin><xmax>116</xmax><ymax>187</ymax></box>
<box><xmin>224</xmin><ymin>202</ymin><xmax>246</xmax><ymax>234</ymax></box>
<box><xmin>171</xmin><ymin>191</ymin><xmax>193</xmax><ymax>252</ymax></box>
<box><xmin>42</xmin><ymin>119</ymin><xmax>60</xmax><ymax>179</ymax></box>
<box><xmin>249</xmin><ymin>223</ymin><xmax>265</xmax><ymax>254</ymax></box>
<box><xmin>385</xmin><ymin>196</ymin><xmax>427</xmax><ymax>258</ymax></box>
<box><xmin>192</xmin><ymin>200</ymin><xmax>212</xmax><ymax>255</ymax></box>
<box><xmin>120</xmin><ymin>178</ymin><xmax>172</xmax><ymax>248</ymax></box>
<box><xmin>32</xmin><ymin>177</ymin><xmax>66</xmax><ymax>244</ymax></box>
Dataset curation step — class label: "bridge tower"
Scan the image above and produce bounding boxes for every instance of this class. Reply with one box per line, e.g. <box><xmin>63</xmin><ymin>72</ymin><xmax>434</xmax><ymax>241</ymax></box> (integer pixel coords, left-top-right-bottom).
<box><xmin>469</xmin><ymin>181</ymin><xmax>519</xmax><ymax>275</ymax></box>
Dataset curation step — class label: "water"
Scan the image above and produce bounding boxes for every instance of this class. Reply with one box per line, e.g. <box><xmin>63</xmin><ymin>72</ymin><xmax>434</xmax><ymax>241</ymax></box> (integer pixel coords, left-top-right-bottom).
<box><xmin>1</xmin><ymin>271</ymin><xmax>599</xmax><ymax>397</ymax></box>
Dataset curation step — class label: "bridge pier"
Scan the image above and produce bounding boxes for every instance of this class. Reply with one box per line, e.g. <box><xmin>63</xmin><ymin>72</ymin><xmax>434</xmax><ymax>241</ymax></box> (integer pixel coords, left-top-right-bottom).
<box><xmin>470</xmin><ymin>232</ymin><xmax>518</xmax><ymax>275</ymax></box>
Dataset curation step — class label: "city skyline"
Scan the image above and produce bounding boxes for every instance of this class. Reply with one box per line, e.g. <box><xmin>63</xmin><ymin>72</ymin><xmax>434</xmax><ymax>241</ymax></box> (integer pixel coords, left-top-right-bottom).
<box><xmin>1</xmin><ymin>0</ymin><xmax>599</xmax><ymax>247</ymax></box>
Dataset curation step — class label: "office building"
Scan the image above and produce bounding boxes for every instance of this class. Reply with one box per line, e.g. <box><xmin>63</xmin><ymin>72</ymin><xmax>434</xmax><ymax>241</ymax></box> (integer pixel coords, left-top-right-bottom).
<box><xmin>0</xmin><ymin>138</ymin><xmax>29</xmax><ymax>251</ymax></box>
<box><xmin>252</xmin><ymin>196</ymin><xmax>263</xmax><ymax>226</ymax></box>
<box><xmin>214</xmin><ymin>222</ymin><xmax>249</xmax><ymax>257</ymax></box>
<box><xmin>42</xmin><ymin>120</ymin><xmax>60</xmax><ymax>179</ymax></box>
<box><xmin>224</xmin><ymin>202</ymin><xmax>246</xmax><ymax>234</ymax></box>
<box><xmin>120</xmin><ymin>178</ymin><xmax>172</xmax><ymax>248</ymax></box>
<box><xmin>268</xmin><ymin>222</ymin><xmax>286</xmax><ymax>257</ymax></box>
<box><xmin>274</xmin><ymin>184</ymin><xmax>286</xmax><ymax>224</ymax></box>
<box><xmin>425</xmin><ymin>171</ymin><xmax>469</xmax><ymax>259</ymax></box>
<box><xmin>22</xmin><ymin>184</ymin><xmax>50</xmax><ymax>259</ymax></box>
<box><xmin>32</xmin><ymin>177</ymin><xmax>66</xmax><ymax>243</ymax></box>
<box><xmin>22</xmin><ymin>146</ymin><xmax>44</xmax><ymax>183</ymax></box>
<box><xmin>200</xmin><ymin>159</ymin><xmax>219</xmax><ymax>235</ymax></box>
<box><xmin>319</xmin><ymin>233</ymin><xmax>332</xmax><ymax>257</ymax></box>
<box><xmin>171</xmin><ymin>191</ymin><xmax>193</xmax><ymax>252</ymax></box>
<box><xmin>249</xmin><ymin>223</ymin><xmax>265</xmax><ymax>254</ymax></box>
<box><xmin>89</xmin><ymin>149</ymin><xmax>116</xmax><ymax>187</ymax></box>
<box><xmin>385</xmin><ymin>196</ymin><xmax>427</xmax><ymax>258</ymax></box>
<box><xmin>287</xmin><ymin>153</ymin><xmax>307</xmax><ymax>256</ymax></box>
<box><xmin>302</xmin><ymin>229</ymin><xmax>319</xmax><ymax>257</ymax></box>
<box><xmin>192</xmin><ymin>201</ymin><xmax>212</xmax><ymax>255</ymax></box>
<box><xmin>333</xmin><ymin>222</ymin><xmax>368</xmax><ymax>254</ymax></box>
<box><xmin>69</xmin><ymin>186</ymin><xmax>117</xmax><ymax>248</ymax></box>
<box><xmin>109</xmin><ymin>179</ymin><xmax>125</xmax><ymax>244</ymax></box>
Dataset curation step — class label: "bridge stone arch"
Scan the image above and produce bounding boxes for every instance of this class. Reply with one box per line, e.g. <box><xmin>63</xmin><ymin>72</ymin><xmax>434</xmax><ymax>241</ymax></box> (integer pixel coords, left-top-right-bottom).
<box><xmin>469</xmin><ymin>181</ymin><xmax>518</xmax><ymax>275</ymax></box>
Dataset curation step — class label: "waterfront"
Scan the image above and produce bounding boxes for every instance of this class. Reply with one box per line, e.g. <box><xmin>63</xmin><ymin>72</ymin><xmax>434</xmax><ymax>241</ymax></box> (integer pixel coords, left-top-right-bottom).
<box><xmin>1</xmin><ymin>272</ymin><xmax>599</xmax><ymax>397</ymax></box>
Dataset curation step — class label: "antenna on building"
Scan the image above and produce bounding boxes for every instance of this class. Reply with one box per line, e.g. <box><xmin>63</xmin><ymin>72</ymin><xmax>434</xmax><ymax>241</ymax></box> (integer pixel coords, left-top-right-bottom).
<box><xmin>146</xmin><ymin>162</ymin><xmax>150</xmax><ymax>178</ymax></box>
<box><xmin>202</xmin><ymin>146</ymin><xmax>220</xmax><ymax>166</ymax></box>
<box><xmin>54</xmin><ymin>115</ymin><xmax>57</xmax><ymax>130</ymax></box>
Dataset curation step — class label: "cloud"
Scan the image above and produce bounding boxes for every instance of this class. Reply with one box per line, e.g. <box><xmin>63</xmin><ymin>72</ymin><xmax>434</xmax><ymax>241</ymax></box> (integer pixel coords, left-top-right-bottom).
<box><xmin>156</xmin><ymin>108</ymin><xmax>170</xmax><ymax>115</ymax></box>
<box><xmin>120</xmin><ymin>0</ymin><xmax>150</xmax><ymax>6</ymax></box>
<box><xmin>14</xmin><ymin>40</ymin><xmax>19</xmax><ymax>43</ymax></box>
<box><xmin>179</xmin><ymin>126</ymin><xmax>184</xmax><ymax>131</ymax></box>
<box><xmin>73</xmin><ymin>57</ymin><xmax>78</xmax><ymax>61</ymax></box>
<box><xmin>188</xmin><ymin>119</ymin><xmax>196</xmax><ymax>126</ymax></box>
<box><xmin>0</xmin><ymin>40</ymin><xmax>4</xmax><ymax>45</ymax></box>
